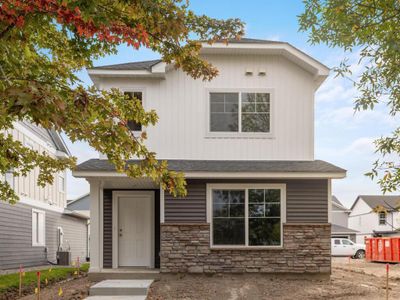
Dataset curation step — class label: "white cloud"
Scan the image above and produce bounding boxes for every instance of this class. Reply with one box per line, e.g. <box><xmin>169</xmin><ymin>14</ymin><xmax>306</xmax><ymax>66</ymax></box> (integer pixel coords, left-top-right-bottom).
<box><xmin>341</xmin><ymin>137</ymin><xmax>376</xmax><ymax>155</ymax></box>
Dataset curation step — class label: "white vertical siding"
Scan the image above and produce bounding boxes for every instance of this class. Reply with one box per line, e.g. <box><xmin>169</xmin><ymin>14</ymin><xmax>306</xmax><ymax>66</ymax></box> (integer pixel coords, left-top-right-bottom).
<box><xmin>98</xmin><ymin>54</ymin><xmax>315</xmax><ymax>161</ymax></box>
<box><xmin>4</xmin><ymin>126</ymin><xmax>66</xmax><ymax>209</ymax></box>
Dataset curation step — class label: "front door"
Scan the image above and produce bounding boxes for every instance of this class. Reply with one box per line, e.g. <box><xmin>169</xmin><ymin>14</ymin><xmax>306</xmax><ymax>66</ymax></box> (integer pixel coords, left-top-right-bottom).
<box><xmin>117</xmin><ymin>192</ymin><xmax>153</xmax><ymax>267</ymax></box>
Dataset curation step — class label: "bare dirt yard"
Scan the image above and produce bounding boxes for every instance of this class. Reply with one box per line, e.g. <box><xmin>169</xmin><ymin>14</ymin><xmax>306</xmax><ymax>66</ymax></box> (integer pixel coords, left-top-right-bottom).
<box><xmin>17</xmin><ymin>277</ymin><xmax>91</xmax><ymax>300</ymax></box>
<box><xmin>7</xmin><ymin>258</ymin><xmax>400</xmax><ymax>299</ymax></box>
<box><xmin>147</xmin><ymin>258</ymin><xmax>400</xmax><ymax>300</ymax></box>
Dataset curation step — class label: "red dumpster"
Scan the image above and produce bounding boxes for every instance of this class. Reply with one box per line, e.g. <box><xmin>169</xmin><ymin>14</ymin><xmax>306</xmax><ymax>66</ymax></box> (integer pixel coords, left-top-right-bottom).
<box><xmin>365</xmin><ymin>237</ymin><xmax>400</xmax><ymax>263</ymax></box>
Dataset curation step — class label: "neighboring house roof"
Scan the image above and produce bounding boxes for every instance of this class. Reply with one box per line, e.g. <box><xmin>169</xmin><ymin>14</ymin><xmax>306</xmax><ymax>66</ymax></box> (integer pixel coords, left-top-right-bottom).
<box><xmin>74</xmin><ymin>159</ymin><xmax>346</xmax><ymax>176</ymax></box>
<box><xmin>62</xmin><ymin>208</ymin><xmax>90</xmax><ymax>219</ymax></box>
<box><xmin>351</xmin><ymin>195</ymin><xmax>400</xmax><ymax>211</ymax></box>
<box><xmin>67</xmin><ymin>193</ymin><xmax>90</xmax><ymax>211</ymax></box>
<box><xmin>21</xmin><ymin>121</ymin><xmax>70</xmax><ymax>155</ymax></box>
<box><xmin>331</xmin><ymin>224</ymin><xmax>359</xmax><ymax>234</ymax></box>
<box><xmin>332</xmin><ymin>195</ymin><xmax>350</xmax><ymax>211</ymax></box>
<box><xmin>91</xmin><ymin>59</ymin><xmax>162</xmax><ymax>71</ymax></box>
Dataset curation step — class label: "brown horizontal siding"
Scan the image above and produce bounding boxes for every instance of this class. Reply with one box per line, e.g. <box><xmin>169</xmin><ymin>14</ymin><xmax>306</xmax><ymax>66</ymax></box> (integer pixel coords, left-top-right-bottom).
<box><xmin>164</xmin><ymin>179</ymin><xmax>328</xmax><ymax>224</ymax></box>
<box><xmin>164</xmin><ymin>181</ymin><xmax>206</xmax><ymax>223</ymax></box>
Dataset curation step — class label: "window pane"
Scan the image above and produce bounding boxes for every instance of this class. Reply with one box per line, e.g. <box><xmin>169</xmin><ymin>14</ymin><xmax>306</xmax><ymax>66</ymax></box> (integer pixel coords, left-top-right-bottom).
<box><xmin>249</xmin><ymin>218</ymin><xmax>281</xmax><ymax>246</ymax></box>
<box><xmin>213</xmin><ymin>203</ymin><xmax>228</xmax><ymax>217</ymax></box>
<box><xmin>229</xmin><ymin>190</ymin><xmax>245</xmax><ymax>204</ymax></box>
<box><xmin>213</xmin><ymin>218</ymin><xmax>245</xmax><ymax>245</ymax></box>
<box><xmin>265</xmin><ymin>189</ymin><xmax>280</xmax><ymax>203</ymax></box>
<box><xmin>213</xmin><ymin>190</ymin><xmax>229</xmax><ymax>204</ymax></box>
<box><xmin>124</xmin><ymin>91</ymin><xmax>142</xmax><ymax>131</ymax></box>
<box><xmin>249</xmin><ymin>204</ymin><xmax>264</xmax><ymax>217</ymax></box>
<box><xmin>212</xmin><ymin>189</ymin><xmax>245</xmax><ymax>245</ymax></box>
<box><xmin>242</xmin><ymin>113</ymin><xmax>269</xmax><ymax>132</ymax></box>
<box><xmin>249</xmin><ymin>189</ymin><xmax>264</xmax><ymax>203</ymax></box>
<box><xmin>265</xmin><ymin>203</ymin><xmax>280</xmax><ymax>217</ymax></box>
<box><xmin>210</xmin><ymin>93</ymin><xmax>239</xmax><ymax>132</ymax></box>
<box><xmin>230</xmin><ymin>204</ymin><xmax>244</xmax><ymax>217</ymax></box>
<box><xmin>242</xmin><ymin>93</ymin><xmax>256</xmax><ymax>102</ymax></box>
<box><xmin>241</xmin><ymin>93</ymin><xmax>270</xmax><ymax>133</ymax></box>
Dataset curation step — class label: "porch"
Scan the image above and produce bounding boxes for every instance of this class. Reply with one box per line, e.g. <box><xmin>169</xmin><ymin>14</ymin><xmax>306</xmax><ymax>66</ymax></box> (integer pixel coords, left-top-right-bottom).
<box><xmin>87</xmin><ymin>177</ymin><xmax>162</xmax><ymax>279</ymax></box>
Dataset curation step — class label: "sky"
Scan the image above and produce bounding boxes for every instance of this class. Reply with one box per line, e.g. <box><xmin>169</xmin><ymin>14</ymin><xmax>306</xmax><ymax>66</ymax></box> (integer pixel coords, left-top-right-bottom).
<box><xmin>65</xmin><ymin>0</ymin><xmax>399</xmax><ymax>208</ymax></box>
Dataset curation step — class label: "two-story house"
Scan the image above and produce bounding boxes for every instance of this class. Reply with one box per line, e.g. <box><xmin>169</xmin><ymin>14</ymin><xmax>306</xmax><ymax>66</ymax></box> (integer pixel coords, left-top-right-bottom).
<box><xmin>73</xmin><ymin>38</ymin><xmax>346</xmax><ymax>277</ymax></box>
<box><xmin>349</xmin><ymin>195</ymin><xmax>400</xmax><ymax>243</ymax></box>
<box><xmin>0</xmin><ymin>122</ymin><xmax>89</xmax><ymax>269</ymax></box>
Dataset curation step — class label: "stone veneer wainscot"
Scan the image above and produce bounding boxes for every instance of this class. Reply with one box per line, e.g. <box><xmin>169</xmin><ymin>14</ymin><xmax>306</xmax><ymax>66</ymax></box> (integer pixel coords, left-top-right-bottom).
<box><xmin>160</xmin><ymin>223</ymin><xmax>331</xmax><ymax>274</ymax></box>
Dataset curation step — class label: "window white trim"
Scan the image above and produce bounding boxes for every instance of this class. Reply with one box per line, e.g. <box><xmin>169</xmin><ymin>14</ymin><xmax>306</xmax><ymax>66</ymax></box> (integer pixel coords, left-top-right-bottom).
<box><xmin>206</xmin><ymin>183</ymin><xmax>286</xmax><ymax>249</ymax></box>
<box><xmin>32</xmin><ymin>208</ymin><xmax>46</xmax><ymax>247</ymax></box>
<box><xmin>120</xmin><ymin>87</ymin><xmax>146</xmax><ymax>134</ymax></box>
<box><xmin>205</xmin><ymin>88</ymin><xmax>275</xmax><ymax>139</ymax></box>
<box><xmin>58</xmin><ymin>173</ymin><xmax>65</xmax><ymax>193</ymax></box>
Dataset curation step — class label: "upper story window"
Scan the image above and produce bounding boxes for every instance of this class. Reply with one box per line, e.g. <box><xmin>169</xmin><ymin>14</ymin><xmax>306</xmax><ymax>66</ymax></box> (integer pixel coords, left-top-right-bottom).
<box><xmin>379</xmin><ymin>212</ymin><xmax>386</xmax><ymax>225</ymax></box>
<box><xmin>3</xmin><ymin>169</ymin><xmax>14</xmax><ymax>190</ymax></box>
<box><xmin>209</xmin><ymin>92</ymin><xmax>270</xmax><ymax>134</ymax></box>
<box><xmin>124</xmin><ymin>91</ymin><xmax>143</xmax><ymax>131</ymax></box>
<box><xmin>59</xmin><ymin>174</ymin><xmax>65</xmax><ymax>193</ymax></box>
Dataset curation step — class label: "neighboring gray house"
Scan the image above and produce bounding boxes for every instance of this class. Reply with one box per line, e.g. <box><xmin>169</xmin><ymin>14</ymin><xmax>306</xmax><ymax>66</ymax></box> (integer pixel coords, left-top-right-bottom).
<box><xmin>349</xmin><ymin>195</ymin><xmax>400</xmax><ymax>243</ymax></box>
<box><xmin>331</xmin><ymin>196</ymin><xmax>358</xmax><ymax>242</ymax></box>
<box><xmin>0</xmin><ymin>122</ymin><xmax>89</xmax><ymax>270</ymax></box>
<box><xmin>67</xmin><ymin>193</ymin><xmax>90</xmax><ymax>218</ymax></box>
<box><xmin>73</xmin><ymin>38</ymin><xmax>346</xmax><ymax>277</ymax></box>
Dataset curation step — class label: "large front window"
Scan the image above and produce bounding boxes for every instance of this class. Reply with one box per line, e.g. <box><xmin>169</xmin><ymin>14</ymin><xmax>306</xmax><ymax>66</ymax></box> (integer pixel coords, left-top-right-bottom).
<box><xmin>209</xmin><ymin>184</ymin><xmax>285</xmax><ymax>247</ymax></box>
<box><xmin>209</xmin><ymin>92</ymin><xmax>270</xmax><ymax>133</ymax></box>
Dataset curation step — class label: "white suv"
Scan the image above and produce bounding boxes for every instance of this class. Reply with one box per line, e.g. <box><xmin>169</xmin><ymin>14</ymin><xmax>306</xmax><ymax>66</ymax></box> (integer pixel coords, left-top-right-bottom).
<box><xmin>331</xmin><ymin>238</ymin><xmax>366</xmax><ymax>259</ymax></box>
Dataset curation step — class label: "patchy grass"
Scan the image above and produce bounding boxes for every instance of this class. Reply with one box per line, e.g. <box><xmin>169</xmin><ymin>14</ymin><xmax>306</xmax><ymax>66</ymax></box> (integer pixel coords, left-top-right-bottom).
<box><xmin>0</xmin><ymin>263</ymin><xmax>89</xmax><ymax>293</ymax></box>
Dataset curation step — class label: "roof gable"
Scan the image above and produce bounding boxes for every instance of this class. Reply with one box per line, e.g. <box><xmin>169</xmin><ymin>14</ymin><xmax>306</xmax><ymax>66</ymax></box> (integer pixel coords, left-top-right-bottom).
<box><xmin>356</xmin><ymin>195</ymin><xmax>400</xmax><ymax>211</ymax></box>
<box><xmin>87</xmin><ymin>38</ymin><xmax>329</xmax><ymax>88</ymax></box>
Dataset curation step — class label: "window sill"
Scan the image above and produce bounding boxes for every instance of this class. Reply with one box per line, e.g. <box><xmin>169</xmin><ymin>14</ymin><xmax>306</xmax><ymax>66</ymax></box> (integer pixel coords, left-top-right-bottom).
<box><xmin>205</xmin><ymin>133</ymin><xmax>275</xmax><ymax>140</ymax></box>
<box><xmin>210</xmin><ymin>245</ymin><xmax>283</xmax><ymax>250</ymax></box>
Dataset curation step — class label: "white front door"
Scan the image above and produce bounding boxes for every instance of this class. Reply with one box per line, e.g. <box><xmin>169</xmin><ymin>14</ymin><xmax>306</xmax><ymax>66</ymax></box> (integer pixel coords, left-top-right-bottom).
<box><xmin>117</xmin><ymin>192</ymin><xmax>153</xmax><ymax>267</ymax></box>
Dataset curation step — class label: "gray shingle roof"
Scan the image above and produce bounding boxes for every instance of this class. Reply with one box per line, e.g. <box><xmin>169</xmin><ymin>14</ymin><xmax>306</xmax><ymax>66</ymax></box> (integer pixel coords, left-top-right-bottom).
<box><xmin>90</xmin><ymin>39</ymin><xmax>285</xmax><ymax>71</ymax></box>
<box><xmin>358</xmin><ymin>195</ymin><xmax>400</xmax><ymax>210</ymax></box>
<box><xmin>21</xmin><ymin>121</ymin><xmax>70</xmax><ymax>155</ymax></box>
<box><xmin>91</xmin><ymin>59</ymin><xmax>162</xmax><ymax>71</ymax></box>
<box><xmin>332</xmin><ymin>195</ymin><xmax>349</xmax><ymax>211</ymax></box>
<box><xmin>331</xmin><ymin>224</ymin><xmax>358</xmax><ymax>234</ymax></box>
<box><xmin>75</xmin><ymin>159</ymin><xmax>345</xmax><ymax>174</ymax></box>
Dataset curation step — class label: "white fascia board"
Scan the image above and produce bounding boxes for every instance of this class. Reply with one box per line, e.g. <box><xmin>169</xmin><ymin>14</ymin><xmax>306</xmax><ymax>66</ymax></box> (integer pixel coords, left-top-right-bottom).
<box><xmin>87</xmin><ymin>68</ymin><xmax>166</xmax><ymax>79</ymax></box>
<box><xmin>72</xmin><ymin>170</ymin><xmax>346</xmax><ymax>179</ymax></box>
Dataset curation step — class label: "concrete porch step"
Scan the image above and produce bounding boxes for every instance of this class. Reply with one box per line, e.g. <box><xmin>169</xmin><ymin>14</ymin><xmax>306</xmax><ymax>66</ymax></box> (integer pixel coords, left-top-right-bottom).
<box><xmin>89</xmin><ymin>269</ymin><xmax>160</xmax><ymax>281</ymax></box>
<box><xmin>86</xmin><ymin>296</ymin><xmax>147</xmax><ymax>300</ymax></box>
<box><xmin>89</xmin><ymin>279</ymin><xmax>153</xmax><ymax>296</ymax></box>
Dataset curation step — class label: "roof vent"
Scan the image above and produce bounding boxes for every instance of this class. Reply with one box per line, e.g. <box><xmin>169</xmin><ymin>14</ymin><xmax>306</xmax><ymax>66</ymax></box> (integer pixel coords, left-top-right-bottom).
<box><xmin>245</xmin><ymin>68</ymin><xmax>253</xmax><ymax>76</ymax></box>
<box><xmin>258</xmin><ymin>69</ymin><xmax>267</xmax><ymax>76</ymax></box>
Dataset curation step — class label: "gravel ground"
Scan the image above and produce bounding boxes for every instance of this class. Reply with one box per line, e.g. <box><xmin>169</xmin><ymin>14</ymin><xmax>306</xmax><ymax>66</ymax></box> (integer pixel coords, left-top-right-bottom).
<box><xmin>148</xmin><ymin>259</ymin><xmax>400</xmax><ymax>300</ymax></box>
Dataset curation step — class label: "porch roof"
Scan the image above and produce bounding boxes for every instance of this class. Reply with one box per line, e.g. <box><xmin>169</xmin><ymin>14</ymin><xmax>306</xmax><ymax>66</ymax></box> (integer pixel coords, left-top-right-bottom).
<box><xmin>73</xmin><ymin>159</ymin><xmax>346</xmax><ymax>179</ymax></box>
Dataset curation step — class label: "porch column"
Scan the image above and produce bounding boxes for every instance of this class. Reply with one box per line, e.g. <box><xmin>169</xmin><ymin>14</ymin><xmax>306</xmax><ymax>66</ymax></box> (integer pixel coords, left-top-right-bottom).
<box><xmin>88</xmin><ymin>179</ymin><xmax>103</xmax><ymax>272</ymax></box>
